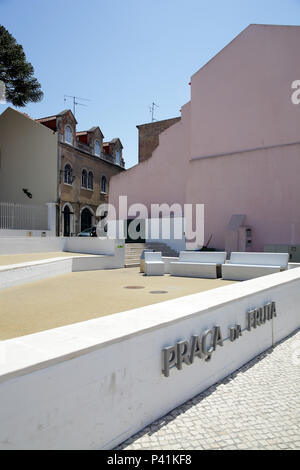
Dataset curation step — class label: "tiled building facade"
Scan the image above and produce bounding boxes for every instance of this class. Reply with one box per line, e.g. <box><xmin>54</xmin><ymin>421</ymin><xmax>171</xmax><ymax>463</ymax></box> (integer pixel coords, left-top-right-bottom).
<box><xmin>37</xmin><ymin>109</ymin><xmax>125</xmax><ymax>236</ymax></box>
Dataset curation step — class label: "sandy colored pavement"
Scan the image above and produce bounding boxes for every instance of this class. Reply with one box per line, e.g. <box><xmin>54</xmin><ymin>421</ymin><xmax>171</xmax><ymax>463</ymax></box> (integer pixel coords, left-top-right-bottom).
<box><xmin>0</xmin><ymin>252</ymin><xmax>92</xmax><ymax>267</ymax></box>
<box><xmin>0</xmin><ymin>267</ymin><xmax>235</xmax><ymax>340</ymax></box>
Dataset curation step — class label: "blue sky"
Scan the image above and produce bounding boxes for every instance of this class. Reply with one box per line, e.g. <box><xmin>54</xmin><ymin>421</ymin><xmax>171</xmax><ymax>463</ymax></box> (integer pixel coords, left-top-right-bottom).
<box><xmin>1</xmin><ymin>0</ymin><xmax>299</xmax><ymax>168</ymax></box>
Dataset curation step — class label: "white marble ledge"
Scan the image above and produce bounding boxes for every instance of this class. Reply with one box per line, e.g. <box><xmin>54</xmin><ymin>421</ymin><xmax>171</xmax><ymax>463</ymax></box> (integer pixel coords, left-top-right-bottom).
<box><xmin>0</xmin><ymin>254</ymin><xmax>106</xmax><ymax>272</ymax></box>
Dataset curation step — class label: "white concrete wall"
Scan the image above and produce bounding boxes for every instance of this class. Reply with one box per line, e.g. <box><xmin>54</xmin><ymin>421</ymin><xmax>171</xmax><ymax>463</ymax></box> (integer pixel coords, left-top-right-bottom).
<box><xmin>0</xmin><ymin>237</ymin><xmax>125</xmax><ymax>257</ymax></box>
<box><xmin>66</xmin><ymin>238</ymin><xmax>125</xmax><ymax>269</ymax></box>
<box><xmin>0</xmin><ymin>268</ymin><xmax>299</xmax><ymax>450</ymax></box>
<box><xmin>0</xmin><ymin>257</ymin><xmax>73</xmax><ymax>290</ymax></box>
<box><xmin>65</xmin><ymin>237</ymin><xmax>121</xmax><ymax>256</ymax></box>
<box><xmin>0</xmin><ymin>251</ymin><xmax>125</xmax><ymax>290</ymax></box>
<box><xmin>0</xmin><ymin>230</ymin><xmax>53</xmax><ymax>238</ymax></box>
<box><xmin>71</xmin><ymin>245</ymin><xmax>125</xmax><ymax>271</ymax></box>
<box><xmin>0</xmin><ymin>237</ymin><xmax>65</xmax><ymax>254</ymax></box>
<box><xmin>0</xmin><ymin>238</ymin><xmax>125</xmax><ymax>289</ymax></box>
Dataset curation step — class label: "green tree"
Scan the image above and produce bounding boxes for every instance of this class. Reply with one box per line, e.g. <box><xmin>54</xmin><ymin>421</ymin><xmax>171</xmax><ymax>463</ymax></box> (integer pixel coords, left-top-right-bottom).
<box><xmin>0</xmin><ymin>25</ymin><xmax>43</xmax><ymax>107</ymax></box>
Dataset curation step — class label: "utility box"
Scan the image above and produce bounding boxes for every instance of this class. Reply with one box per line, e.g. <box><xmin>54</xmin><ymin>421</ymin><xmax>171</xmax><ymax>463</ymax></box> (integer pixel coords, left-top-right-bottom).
<box><xmin>238</xmin><ymin>226</ymin><xmax>252</xmax><ymax>251</ymax></box>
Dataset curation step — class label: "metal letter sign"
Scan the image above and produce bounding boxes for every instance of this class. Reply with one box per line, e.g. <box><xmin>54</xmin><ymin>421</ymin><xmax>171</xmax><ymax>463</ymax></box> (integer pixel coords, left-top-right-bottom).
<box><xmin>162</xmin><ymin>302</ymin><xmax>277</xmax><ymax>377</ymax></box>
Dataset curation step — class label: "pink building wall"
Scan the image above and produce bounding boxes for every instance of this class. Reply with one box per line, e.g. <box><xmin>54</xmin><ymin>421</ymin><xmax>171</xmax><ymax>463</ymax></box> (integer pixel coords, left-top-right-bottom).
<box><xmin>109</xmin><ymin>24</ymin><xmax>300</xmax><ymax>251</ymax></box>
<box><xmin>190</xmin><ymin>25</ymin><xmax>300</xmax><ymax>158</ymax></box>
<box><xmin>186</xmin><ymin>144</ymin><xmax>300</xmax><ymax>251</ymax></box>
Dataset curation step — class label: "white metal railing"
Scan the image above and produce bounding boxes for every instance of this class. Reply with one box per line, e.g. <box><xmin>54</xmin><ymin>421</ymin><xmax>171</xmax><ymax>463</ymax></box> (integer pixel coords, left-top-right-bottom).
<box><xmin>0</xmin><ymin>202</ymin><xmax>48</xmax><ymax>230</ymax></box>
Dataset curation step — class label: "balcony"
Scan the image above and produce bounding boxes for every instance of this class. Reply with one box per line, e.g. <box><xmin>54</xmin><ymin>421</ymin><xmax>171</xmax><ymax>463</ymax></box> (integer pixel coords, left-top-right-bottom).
<box><xmin>76</xmin><ymin>140</ymin><xmax>91</xmax><ymax>154</ymax></box>
<box><xmin>101</xmin><ymin>152</ymin><xmax>125</xmax><ymax>168</ymax></box>
<box><xmin>100</xmin><ymin>152</ymin><xmax>115</xmax><ymax>164</ymax></box>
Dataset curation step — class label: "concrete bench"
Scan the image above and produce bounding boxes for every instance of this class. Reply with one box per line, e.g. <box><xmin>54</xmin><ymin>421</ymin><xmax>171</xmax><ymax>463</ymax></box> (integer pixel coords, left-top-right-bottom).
<box><xmin>144</xmin><ymin>252</ymin><xmax>165</xmax><ymax>276</ymax></box>
<box><xmin>222</xmin><ymin>252</ymin><xmax>289</xmax><ymax>281</ymax></box>
<box><xmin>170</xmin><ymin>251</ymin><xmax>227</xmax><ymax>279</ymax></box>
<box><xmin>162</xmin><ymin>256</ymin><xmax>178</xmax><ymax>274</ymax></box>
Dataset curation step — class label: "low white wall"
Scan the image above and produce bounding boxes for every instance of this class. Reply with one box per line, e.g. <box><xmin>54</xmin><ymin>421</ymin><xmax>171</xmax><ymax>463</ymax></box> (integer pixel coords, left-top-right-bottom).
<box><xmin>0</xmin><ymin>255</ymin><xmax>125</xmax><ymax>290</ymax></box>
<box><xmin>72</xmin><ymin>247</ymin><xmax>125</xmax><ymax>271</ymax></box>
<box><xmin>65</xmin><ymin>238</ymin><xmax>121</xmax><ymax>256</ymax></box>
<box><xmin>0</xmin><ymin>237</ymin><xmax>125</xmax><ymax>257</ymax></box>
<box><xmin>0</xmin><ymin>237</ymin><xmax>64</xmax><ymax>254</ymax></box>
<box><xmin>0</xmin><ymin>268</ymin><xmax>299</xmax><ymax>450</ymax></box>
<box><xmin>0</xmin><ymin>245</ymin><xmax>125</xmax><ymax>290</ymax></box>
<box><xmin>0</xmin><ymin>258</ymin><xmax>73</xmax><ymax>290</ymax></box>
<box><xmin>288</xmin><ymin>262</ymin><xmax>300</xmax><ymax>269</ymax></box>
<box><xmin>0</xmin><ymin>238</ymin><xmax>125</xmax><ymax>289</ymax></box>
<box><xmin>0</xmin><ymin>230</ymin><xmax>55</xmax><ymax>238</ymax></box>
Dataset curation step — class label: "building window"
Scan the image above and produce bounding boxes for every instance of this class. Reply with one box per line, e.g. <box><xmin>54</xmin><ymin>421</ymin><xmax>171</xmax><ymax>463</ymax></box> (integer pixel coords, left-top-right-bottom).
<box><xmin>64</xmin><ymin>164</ymin><xmax>73</xmax><ymax>185</ymax></box>
<box><xmin>101</xmin><ymin>175</ymin><xmax>107</xmax><ymax>194</ymax></box>
<box><xmin>88</xmin><ymin>171</ymin><xmax>94</xmax><ymax>190</ymax></box>
<box><xmin>81</xmin><ymin>207</ymin><xmax>93</xmax><ymax>232</ymax></box>
<box><xmin>65</xmin><ymin>125</ymin><xmax>73</xmax><ymax>145</ymax></box>
<box><xmin>82</xmin><ymin>169</ymin><xmax>87</xmax><ymax>188</ymax></box>
<box><xmin>94</xmin><ymin>140</ymin><xmax>101</xmax><ymax>157</ymax></box>
<box><xmin>115</xmin><ymin>150</ymin><xmax>120</xmax><ymax>165</ymax></box>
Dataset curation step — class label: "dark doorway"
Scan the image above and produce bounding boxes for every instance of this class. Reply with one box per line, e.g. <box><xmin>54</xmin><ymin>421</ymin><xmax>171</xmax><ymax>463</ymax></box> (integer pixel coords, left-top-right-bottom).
<box><xmin>126</xmin><ymin>219</ymin><xmax>146</xmax><ymax>243</ymax></box>
<box><xmin>81</xmin><ymin>208</ymin><xmax>92</xmax><ymax>232</ymax></box>
<box><xmin>63</xmin><ymin>206</ymin><xmax>71</xmax><ymax>237</ymax></box>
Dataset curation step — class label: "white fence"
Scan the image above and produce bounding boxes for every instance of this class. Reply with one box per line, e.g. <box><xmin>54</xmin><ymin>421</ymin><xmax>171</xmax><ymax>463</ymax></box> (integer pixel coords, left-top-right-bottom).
<box><xmin>0</xmin><ymin>202</ymin><xmax>48</xmax><ymax>231</ymax></box>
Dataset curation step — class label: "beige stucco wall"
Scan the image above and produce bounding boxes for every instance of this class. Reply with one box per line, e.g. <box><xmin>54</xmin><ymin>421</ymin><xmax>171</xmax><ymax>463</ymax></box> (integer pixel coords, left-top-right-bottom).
<box><xmin>0</xmin><ymin>107</ymin><xmax>58</xmax><ymax>204</ymax></box>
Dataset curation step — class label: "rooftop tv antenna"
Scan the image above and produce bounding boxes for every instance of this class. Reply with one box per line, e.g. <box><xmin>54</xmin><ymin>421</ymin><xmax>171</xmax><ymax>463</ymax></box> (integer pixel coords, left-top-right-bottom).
<box><xmin>64</xmin><ymin>95</ymin><xmax>91</xmax><ymax>116</ymax></box>
<box><xmin>149</xmin><ymin>102</ymin><xmax>159</xmax><ymax>122</ymax></box>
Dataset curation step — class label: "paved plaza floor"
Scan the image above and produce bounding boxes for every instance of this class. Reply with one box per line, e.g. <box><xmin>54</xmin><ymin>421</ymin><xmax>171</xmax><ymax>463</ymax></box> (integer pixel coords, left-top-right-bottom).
<box><xmin>117</xmin><ymin>330</ymin><xmax>300</xmax><ymax>450</ymax></box>
<box><xmin>0</xmin><ymin>267</ymin><xmax>235</xmax><ymax>340</ymax></box>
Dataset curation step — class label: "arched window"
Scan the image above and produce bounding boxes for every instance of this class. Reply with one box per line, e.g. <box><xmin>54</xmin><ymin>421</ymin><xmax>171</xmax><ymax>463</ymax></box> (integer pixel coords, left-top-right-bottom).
<box><xmin>65</xmin><ymin>125</ymin><xmax>73</xmax><ymax>145</ymax></box>
<box><xmin>94</xmin><ymin>140</ymin><xmax>101</xmax><ymax>157</ymax></box>
<box><xmin>63</xmin><ymin>205</ymin><xmax>71</xmax><ymax>236</ymax></box>
<box><xmin>88</xmin><ymin>171</ymin><xmax>94</xmax><ymax>190</ymax></box>
<box><xmin>101</xmin><ymin>175</ymin><xmax>107</xmax><ymax>194</ymax></box>
<box><xmin>81</xmin><ymin>169</ymin><xmax>87</xmax><ymax>188</ymax></box>
<box><xmin>64</xmin><ymin>164</ymin><xmax>72</xmax><ymax>185</ymax></box>
<box><xmin>63</xmin><ymin>203</ymin><xmax>74</xmax><ymax>237</ymax></box>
